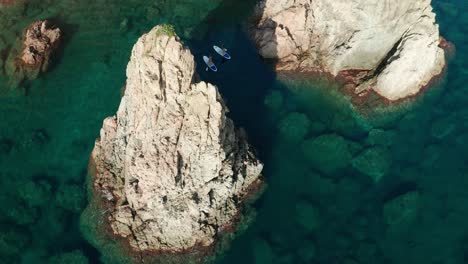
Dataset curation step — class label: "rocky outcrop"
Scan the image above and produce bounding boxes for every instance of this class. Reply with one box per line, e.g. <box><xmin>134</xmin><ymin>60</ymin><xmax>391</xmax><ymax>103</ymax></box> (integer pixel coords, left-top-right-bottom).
<box><xmin>89</xmin><ymin>25</ymin><xmax>263</xmax><ymax>255</ymax></box>
<box><xmin>6</xmin><ymin>20</ymin><xmax>61</xmax><ymax>82</ymax></box>
<box><xmin>251</xmin><ymin>0</ymin><xmax>447</xmax><ymax>101</ymax></box>
<box><xmin>0</xmin><ymin>0</ymin><xmax>16</xmax><ymax>6</ymax></box>
<box><xmin>302</xmin><ymin>134</ymin><xmax>352</xmax><ymax>176</ymax></box>
<box><xmin>384</xmin><ymin>190</ymin><xmax>421</xmax><ymax>232</ymax></box>
<box><xmin>352</xmin><ymin>146</ymin><xmax>392</xmax><ymax>182</ymax></box>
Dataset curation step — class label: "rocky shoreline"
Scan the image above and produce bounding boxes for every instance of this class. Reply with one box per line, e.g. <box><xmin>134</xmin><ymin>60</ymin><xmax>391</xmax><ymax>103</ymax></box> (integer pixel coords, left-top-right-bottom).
<box><xmin>82</xmin><ymin>25</ymin><xmax>263</xmax><ymax>263</ymax></box>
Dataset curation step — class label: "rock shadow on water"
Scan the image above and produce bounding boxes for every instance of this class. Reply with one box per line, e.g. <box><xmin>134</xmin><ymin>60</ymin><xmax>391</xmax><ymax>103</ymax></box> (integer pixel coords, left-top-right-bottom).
<box><xmin>188</xmin><ymin>27</ymin><xmax>278</xmax><ymax>158</ymax></box>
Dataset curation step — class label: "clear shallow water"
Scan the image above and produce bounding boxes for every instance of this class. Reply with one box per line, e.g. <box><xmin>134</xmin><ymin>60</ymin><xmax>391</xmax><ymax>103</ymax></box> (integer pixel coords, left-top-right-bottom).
<box><xmin>0</xmin><ymin>0</ymin><xmax>467</xmax><ymax>263</ymax></box>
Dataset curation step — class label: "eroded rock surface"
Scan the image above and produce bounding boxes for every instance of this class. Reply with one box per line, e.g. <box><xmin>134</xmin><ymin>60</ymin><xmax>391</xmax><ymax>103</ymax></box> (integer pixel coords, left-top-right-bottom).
<box><xmin>251</xmin><ymin>0</ymin><xmax>446</xmax><ymax>101</ymax></box>
<box><xmin>90</xmin><ymin>25</ymin><xmax>263</xmax><ymax>253</ymax></box>
<box><xmin>7</xmin><ymin>20</ymin><xmax>61</xmax><ymax>82</ymax></box>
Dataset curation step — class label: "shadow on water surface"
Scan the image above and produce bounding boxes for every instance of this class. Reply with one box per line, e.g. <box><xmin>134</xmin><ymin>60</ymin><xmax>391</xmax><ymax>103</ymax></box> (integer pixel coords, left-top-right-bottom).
<box><xmin>188</xmin><ymin>26</ymin><xmax>278</xmax><ymax>158</ymax></box>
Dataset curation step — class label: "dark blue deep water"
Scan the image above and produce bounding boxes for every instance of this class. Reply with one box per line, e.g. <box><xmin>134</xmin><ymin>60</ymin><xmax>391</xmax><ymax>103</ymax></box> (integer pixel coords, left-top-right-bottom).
<box><xmin>0</xmin><ymin>0</ymin><xmax>467</xmax><ymax>263</ymax></box>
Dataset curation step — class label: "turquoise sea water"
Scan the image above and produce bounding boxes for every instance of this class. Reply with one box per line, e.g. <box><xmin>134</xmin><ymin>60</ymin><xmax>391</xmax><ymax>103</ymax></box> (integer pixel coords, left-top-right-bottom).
<box><xmin>0</xmin><ymin>0</ymin><xmax>467</xmax><ymax>263</ymax></box>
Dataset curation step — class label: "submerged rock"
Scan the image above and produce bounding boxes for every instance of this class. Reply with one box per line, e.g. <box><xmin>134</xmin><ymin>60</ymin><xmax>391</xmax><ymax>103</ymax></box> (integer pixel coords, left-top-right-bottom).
<box><xmin>302</xmin><ymin>134</ymin><xmax>352</xmax><ymax>175</ymax></box>
<box><xmin>295</xmin><ymin>200</ymin><xmax>320</xmax><ymax>233</ymax></box>
<box><xmin>384</xmin><ymin>191</ymin><xmax>421</xmax><ymax>231</ymax></box>
<box><xmin>365</xmin><ymin>129</ymin><xmax>396</xmax><ymax>148</ymax></box>
<box><xmin>251</xmin><ymin>0</ymin><xmax>447</xmax><ymax>101</ymax></box>
<box><xmin>18</xmin><ymin>180</ymin><xmax>52</xmax><ymax>208</ymax></box>
<box><xmin>277</xmin><ymin>112</ymin><xmax>310</xmax><ymax>142</ymax></box>
<box><xmin>48</xmin><ymin>250</ymin><xmax>89</xmax><ymax>264</ymax></box>
<box><xmin>87</xmin><ymin>25</ymin><xmax>263</xmax><ymax>257</ymax></box>
<box><xmin>253</xmin><ymin>238</ymin><xmax>275</xmax><ymax>264</ymax></box>
<box><xmin>430</xmin><ymin>115</ymin><xmax>457</xmax><ymax>139</ymax></box>
<box><xmin>55</xmin><ymin>183</ymin><xmax>86</xmax><ymax>214</ymax></box>
<box><xmin>352</xmin><ymin>146</ymin><xmax>392</xmax><ymax>182</ymax></box>
<box><xmin>6</xmin><ymin>20</ymin><xmax>61</xmax><ymax>83</ymax></box>
<box><xmin>0</xmin><ymin>228</ymin><xmax>29</xmax><ymax>260</ymax></box>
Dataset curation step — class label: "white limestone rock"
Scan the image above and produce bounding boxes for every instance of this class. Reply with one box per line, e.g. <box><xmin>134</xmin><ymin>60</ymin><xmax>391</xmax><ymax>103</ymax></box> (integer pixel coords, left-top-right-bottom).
<box><xmin>251</xmin><ymin>0</ymin><xmax>446</xmax><ymax>101</ymax></box>
<box><xmin>90</xmin><ymin>25</ymin><xmax>263</xmax><ymax>253</ymax></box>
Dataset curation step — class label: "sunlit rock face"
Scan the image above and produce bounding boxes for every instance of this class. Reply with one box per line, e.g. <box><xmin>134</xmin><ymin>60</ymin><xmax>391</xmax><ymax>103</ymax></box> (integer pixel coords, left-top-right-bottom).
<box><xmin>90</xmin><ymin>25</ymin><xmax>263</xmax><ymax>253</ymax></box>
<box><xmin>251</xmin><ymin>0</ymin><xmax>447</xmax><ymax>101</ymax></box>
<box><xmin>6</xmin><ymin>20</ymin><xmax>61</xmax><ymax>83</ymax></box>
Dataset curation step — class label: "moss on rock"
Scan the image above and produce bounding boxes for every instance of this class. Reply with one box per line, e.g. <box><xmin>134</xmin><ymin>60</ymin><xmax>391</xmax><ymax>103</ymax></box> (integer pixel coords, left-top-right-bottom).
<box><xmin>156</xmin><ymin>24</ymin><xmax>176</xmax><ymax>37</ymax></box>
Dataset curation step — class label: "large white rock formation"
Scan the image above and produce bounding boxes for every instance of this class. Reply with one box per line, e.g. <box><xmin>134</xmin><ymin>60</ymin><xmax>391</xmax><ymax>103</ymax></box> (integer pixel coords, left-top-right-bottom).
<box><xmin>90</xmin><ymin>25</ymin><xmax>263</xmax><ymax>253</ymax></box>
<box><xmin>251</xmin><ymin>0</ymin><xmax>447</xmax><ymax>101</ymax></box>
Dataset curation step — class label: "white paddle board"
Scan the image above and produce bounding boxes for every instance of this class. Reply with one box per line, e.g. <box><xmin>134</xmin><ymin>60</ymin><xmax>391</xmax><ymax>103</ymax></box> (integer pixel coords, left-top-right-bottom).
<box><xmin>203</xmin><ymin>56</ymin><xmax>218</xmax><ymax>72</ymax></box>
<box><xmin>213</xmin><ymin>45</ymin><xmax>231</xmax><ymax>60</ymax></box>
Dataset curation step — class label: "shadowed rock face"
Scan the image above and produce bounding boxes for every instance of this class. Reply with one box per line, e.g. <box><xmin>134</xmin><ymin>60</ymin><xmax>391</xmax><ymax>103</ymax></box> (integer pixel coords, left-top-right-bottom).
<box><xmin>251</xmin><ymin>0</ymin><xmax>447</xmax><ymax>101</ymax></box>
<box><xmin>90</xmin><ymin>25</ymin><xmax>263</xmax><ymax>253</ymax></box>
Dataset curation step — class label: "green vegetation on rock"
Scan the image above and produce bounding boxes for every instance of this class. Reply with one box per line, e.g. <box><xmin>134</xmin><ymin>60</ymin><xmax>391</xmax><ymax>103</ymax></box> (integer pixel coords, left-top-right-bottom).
<box><xmin>156</xmin><ymin>24</ymin><xmax>177</xmax><ymax>37</ymax></box>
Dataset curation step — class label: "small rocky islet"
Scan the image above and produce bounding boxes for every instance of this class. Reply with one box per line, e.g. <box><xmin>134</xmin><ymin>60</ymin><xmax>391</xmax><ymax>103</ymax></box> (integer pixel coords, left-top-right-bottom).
<box><xmin>6</xmin><ymin>20</ymin><xmax>62</xmax><ymax>84</ymax></box>
<box><xmin>82</xmin><ymin>25</ymin><xmax>263</xmax><ymax>263</ymax></box>
<box><xmin>0</xmin><ymin>0</ymin><xmax>467</xmax><ymax>264</ymax></box>
<box><xmin>250</xmin><ymin>0</ymin><xmax>450</xmax><ymax>102</ymax></box>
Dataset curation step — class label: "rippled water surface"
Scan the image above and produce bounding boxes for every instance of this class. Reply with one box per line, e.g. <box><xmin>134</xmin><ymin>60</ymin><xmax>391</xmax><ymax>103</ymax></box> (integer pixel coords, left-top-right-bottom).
<box><xmin>0</xmin><ymin>0</ymin><xmax>467</xmax><ymax>263</ymax></box>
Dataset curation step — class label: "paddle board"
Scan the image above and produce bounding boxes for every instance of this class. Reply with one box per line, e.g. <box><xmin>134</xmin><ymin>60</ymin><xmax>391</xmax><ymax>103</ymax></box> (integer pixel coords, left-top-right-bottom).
<box><xmin>203</xmin><ymin>56</ymin><xmax>218</xmax><ymax>72</ymax></box>
<box><xmin>213</xmin><ymin>45</ymin><xmax>231</xmax><ymax>60</ymax></box>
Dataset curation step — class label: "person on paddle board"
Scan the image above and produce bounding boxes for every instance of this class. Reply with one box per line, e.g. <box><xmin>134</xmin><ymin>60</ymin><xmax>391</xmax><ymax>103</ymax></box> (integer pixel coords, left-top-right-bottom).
<box><xmin>205</xmin><ymin>54</ymin><xmax>216</xmax><ymax>72</ymax></box>
<box><xmin>220</xmin><ymin>43</ymin><xmax>228</xmax><ymax>63</ymax></box>
<box><xmin>208</xmin><ymin>54</ymin><xmax>214</xmax><ymax>65</ymax></box>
